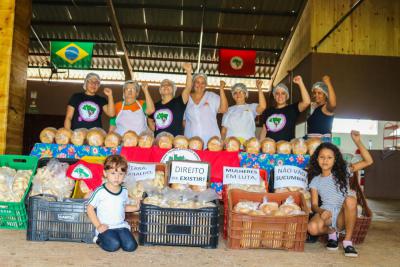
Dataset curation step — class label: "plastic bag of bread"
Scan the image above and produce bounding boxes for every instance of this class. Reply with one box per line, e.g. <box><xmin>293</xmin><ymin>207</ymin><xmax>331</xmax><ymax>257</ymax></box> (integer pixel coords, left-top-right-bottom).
<box><xmin>259</xmin><ymin>196</ymin><xmax>279</xmax><ymax>215</ymax></box>
<box><xmin>173</xmin><ymin>135</ymin><xmax>189</xmax><ymax>149</ymax></box>
<box><xmin>188</xmin><ymin>136</ymin><xmax>204</xmax><ymax>150</ymax></box>
<box><xmin>276</xmin><ymin>140</ymin><xmax>291</xmax><ymax>154</ymax></box>
<box><xmin>170</xmin><ymin>183</ymin><xmax>189</xmax><ymax>191</ymax></box>
<box><xmin>39</xmin><ymin>127</ymin><xmax>57</xmax><ymax>143</ymax></box>
<box><xmin>274</xmin><ymin>187</ymin><xmax>289</xmax><ymax>193</ymax></box>
<box><xmin>122</xmin><ymin>131</ymin><xmax>138</xmax><ymax>147</ymax></box>
<box><xmin>71</xmin><ymin>128</ymin><xmax>88</xmax><ymax>146</ymax></box>
<box><xmin>30</xmin><ymin>159</ymin><xmax>74</xmax><ymax>201</ymax></box>
<box><xmin>138</xmin><ymin>130</ymin><xmax>154</xmax><ymax>148</ymax></box>
<box><xmin>104</xmin><ymin>132</ymin><xmax>121</xmax><ymax>148</ymax></box>
<box><xmin>244</xmin><ymin>137</ymin><xmax>260</xmax><ymax>154</ymax></box>
<box><xmin>86</xmin><ymin>128</ymin><xmax>106</xmax><ymax>146</ymax></box>
<box><xmin>225</xmin><ymin>137</ymin><xmax>241</xmax><ymax>152</ymax></box>
<box><xmin>261</xmin><ymin>138</ymin><xmax>276</xmax><ymax>154</ymax></box>
<box><xmin>207</xmin><ymin>136</ymin><xmax>223</xmax><ymax>151</ymax></box>
<box><xmin>189</xmin><ymin>185</ymin><xmax>207</xmax><ymax>192</ymax></box>
<box><xmin>12</xmin><ymin>170</ymin><xmax>32</xmax><ymax>200</ymax></box>
<box><xmin>55</xmin><ymin>128</ymin><xmax>73</xmax><ymax>145</ymax></box>
<box><xmin>234</xmin><ymin>201</ymin><xmax>260</xmax><ymax>214</ymax></box>
<box><xmin>194</xmin><ymin>188</ymin><xmax>218</xmax><ymax>208</ymax></box>
<box><xmin>155</xmin><ymin>132</ymin><xmax>174</xmax><ymax>149</ymax></box>
<box><xmin>291</xmin><ymin>138</ymin><xmax>307</xmax><ymax>155</ymax></box>
<box><xmin>306</xmin><ymin>137</ymin><xmax>322</xmax><ymax>156</ymax></box>
<box><xmin>279</xmin><ymin>195</ymin><xmax>302</xmax><ymax>215</ymax></box>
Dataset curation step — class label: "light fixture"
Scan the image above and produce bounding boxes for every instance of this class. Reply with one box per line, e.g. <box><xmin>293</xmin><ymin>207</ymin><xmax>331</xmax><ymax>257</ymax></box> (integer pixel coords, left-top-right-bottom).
<box><xmin>116</xmin><ymin>50</ymin><xmax>124</xmax><ymax>56</ymax></box>
<box><xmin>28</xmin><ymin>89</ymin><xmax>39</xmax><ymax>114</ymax></box>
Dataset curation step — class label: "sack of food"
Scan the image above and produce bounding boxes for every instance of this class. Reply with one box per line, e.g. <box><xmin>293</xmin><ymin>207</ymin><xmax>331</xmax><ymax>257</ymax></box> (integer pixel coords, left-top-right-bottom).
<box><xmin>138</xmin><ymin>130</ymin><xmax>154</xmax><ymax>148</ymax></box>
<box><xmin>259</xmin><ymin>196</ymin><xmax>279</xmax><ymax>215</ymax></box>
<box><xmin>306</xmin><ymin>137</ymin><xmax>322</xmax><ymax>156</ymax></box>
<box><xmin>122</xmin><ymin>131</ymin><xmax>138</xmax><ymax>147</ymax></box>
<box><xmin>55</xmin><ymin>128</ymin><xmax>73</xmax><ymax>145</ymax></box>
<box><xmin>278</xmin><ymin>195</ymin><xmax>302</xmax><ymax>215</ymax></box>
<box><xmin>207</xmin><ymin>136</ymin><xmax>223</xmax><ymax>151</ymax></box>
<box><xmin>188</xmin><ymin>136</ymin><xmax>204</xmax><ymax>150</ymax></box>
<box><xmin>261</xmin><ymin>138</ymin><xmax>276</xmax><ymax>154</ymax></box>
<box><xmin>291</xmin><ymin>138</ymin><xmax>307</xmax><ymax>155</ymax></box>
<box><xmin>104</xmin><ymin>132</ymin><xmax>122</xmax><ymax>148</ymax></box>
<box><xmin>155</xmin><ymin>132</ymin><xmax>174</xmax><ymax>149</ymax></box>
<box><xmin>276</xmin><ymin>140</ymin><xmax>291</xmax><ymax>154</ymax></box>
<box><xmin>224</xmin><ymin>137</ymin><xmax>241</xmax><ymax>152</ymax></box>
<box><xmin>39</xmin><ymin>127</ymin><xmax>57</xmax><ymax>143</ymax></box>
<box><xmin>86</xmin><ymin>127</ymin><xmax>106</xmax><ymax>146</ymax></box>
<box><xmin>173</xmin><ymin>135</ymin><xmax>189</xmax><ymax>149</ymax></box>
<box><xmin>244</xmin><ymin>137</ymin><xmax>260</xmax><ymax>154</ymax></box>
<box><xmin>71</xmin><ymin>128</ymin><xmax>88</xmax><ymax>146</ymax></box>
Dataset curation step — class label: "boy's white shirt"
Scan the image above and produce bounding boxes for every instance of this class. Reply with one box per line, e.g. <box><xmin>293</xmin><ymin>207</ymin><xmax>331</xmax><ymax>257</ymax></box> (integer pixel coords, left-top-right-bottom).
<box><xmin>88</xmin><ymin>185</ymin><xmax>130</xmax><ymax>235</ymax></box>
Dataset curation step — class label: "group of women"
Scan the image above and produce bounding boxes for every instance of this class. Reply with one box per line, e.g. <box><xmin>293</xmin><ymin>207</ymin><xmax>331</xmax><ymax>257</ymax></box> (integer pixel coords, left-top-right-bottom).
<box><xmin>64</xmin><ymin>63</ymin><xmax>337</xmax><ymax>147</ymax></box>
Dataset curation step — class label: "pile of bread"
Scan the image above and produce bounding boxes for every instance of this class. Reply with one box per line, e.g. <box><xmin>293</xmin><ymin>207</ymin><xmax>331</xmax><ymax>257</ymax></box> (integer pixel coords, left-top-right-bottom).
<box><xmin>234</xmin><ymin>195</ymin><xmax>305</xmax><ymax>217</ymax></box>
<box><xmin>143</xmin><ymin>187</ymin><xmax>218</xmax><ymax>209</ymax></box>
<box><xmin>30</xmin><ymin>159</ymin><xmax>75</xmax><ymax>200</ymax></box>
<box><xmin>0</xmin><ymin>167</ymin><xmax>32</xmax><ymax>202</ymax></box>
<box><xmin>124</xmin><ymin>170</ymin><xmax>166</xmax><ymax>204</ymax></box>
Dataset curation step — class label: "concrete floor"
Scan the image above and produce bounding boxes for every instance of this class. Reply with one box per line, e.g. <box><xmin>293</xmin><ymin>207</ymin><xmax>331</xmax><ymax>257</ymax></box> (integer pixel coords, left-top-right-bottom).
<box><xmin>1</xmin><ymin>199</ymin><xmax>399</xmax><ymax>267</ymax></box>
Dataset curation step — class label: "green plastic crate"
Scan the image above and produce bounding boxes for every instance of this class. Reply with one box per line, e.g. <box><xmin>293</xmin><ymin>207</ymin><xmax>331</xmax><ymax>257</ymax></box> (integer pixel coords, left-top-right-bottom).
<box><xmin>0</xmin><ymin>155</ymin><xmax>38</xmax><ymax>230</ymax></box>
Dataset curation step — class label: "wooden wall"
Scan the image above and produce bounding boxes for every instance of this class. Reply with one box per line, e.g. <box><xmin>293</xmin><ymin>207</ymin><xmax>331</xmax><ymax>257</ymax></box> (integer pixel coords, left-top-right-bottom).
<box><xmin>0</xmin><ymin>0</ymin><xmax>15</xmax><ymax>154</ymax></box>
<box><xmin>275</xmin><ymin>0</ymin><xmax>400</xmax><ymax>85</ymax></box>
<box><xmin>311</xmin><ymin>0</ymin><xmax>400</xmax><ymax>56</ymax></box>
<box><xmin>6</xmin><ymin>0</ymin><xmax>31</xmax><ymax>154</ymax></box>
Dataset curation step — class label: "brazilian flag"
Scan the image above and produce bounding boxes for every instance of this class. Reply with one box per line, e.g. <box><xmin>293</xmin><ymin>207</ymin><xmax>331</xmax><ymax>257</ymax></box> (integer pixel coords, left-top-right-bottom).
<box><xmin>50</xmin><ymin>41</ymin><xmax>93</xmax><ymax>69</ymax></box>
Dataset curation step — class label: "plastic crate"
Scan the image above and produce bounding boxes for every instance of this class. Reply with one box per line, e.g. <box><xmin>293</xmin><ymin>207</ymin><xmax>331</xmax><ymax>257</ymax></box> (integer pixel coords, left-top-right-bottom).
<box><xmin>139</xmin><ymin>202</ymin><xmax>219</xmax><ymax>248</ymax></box>
<box><xmin>222</xmin><ymin>169</ymin><xmax>268</xmax><ymax>239</ymax></box>
<box><xmin>227</xmin><ymin>189</ymin><xmax>309</xmax><ymax>251</ymax></box>
<box><xmin>27</xmin><ymin>195</ymin><xmax>95</xmax><ymax>243</ymax></box>
<box><xmin>0</xmin><ymin>155</ymin><xmax>38</xmax><ymax>230</ymax></box>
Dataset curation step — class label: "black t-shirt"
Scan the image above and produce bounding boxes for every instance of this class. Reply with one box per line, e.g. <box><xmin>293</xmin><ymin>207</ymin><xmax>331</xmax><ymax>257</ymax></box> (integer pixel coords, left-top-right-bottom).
<box><xmin>307</xmin><ymin>105</ymin><xmax>334</xmax><ymax>135</ymax></box>
<box><xmin>150</xmin><ymin>95</ymin><xmax>187</xmax><ymax>136</ymax></box>
<box><xmin>68</xmin><ymin>92</ymin><xmax>107</xmax><ymax>130</ymax></box>
<box><xmin>261</xmin><ymin>102</ymin><xmax>300</xmax><ymax>141</ymax></box>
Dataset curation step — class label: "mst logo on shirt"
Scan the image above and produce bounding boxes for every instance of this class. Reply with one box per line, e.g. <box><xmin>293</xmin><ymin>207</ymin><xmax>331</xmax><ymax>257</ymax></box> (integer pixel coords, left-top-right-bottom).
<box><xmin>154</xmin><ymin>108</ymin><xmax>173</xmax><ymax>130</ymax></box>
<box><xmin>266</xmin><ymin>114</ymin><xmax>286</xmax><ymax>132</ymax></box>
<box><xmin>78</xmin><ymin>101</ymin><xmax>100</xmax><ymax>122</ymax></box>
<box><xmin>71</xmin><ymin>164</ymin><xmax>93</xmax><ymax>179</ymax></box>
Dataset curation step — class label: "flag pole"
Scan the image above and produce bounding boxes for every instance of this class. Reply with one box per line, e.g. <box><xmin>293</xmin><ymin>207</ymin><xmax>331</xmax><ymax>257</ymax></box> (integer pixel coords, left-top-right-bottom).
<box><xmin>196</xmin><ymin>4</ymin><xmax>205</xmax><ymax>73</ymax></box>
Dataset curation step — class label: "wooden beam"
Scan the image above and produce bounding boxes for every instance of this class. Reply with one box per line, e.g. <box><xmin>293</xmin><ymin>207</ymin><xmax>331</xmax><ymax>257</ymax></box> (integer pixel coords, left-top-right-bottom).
<box><xmin>106</xmin><ymin>0</ymin><xmax>133</xmax><ymax>80</ymax></box>
<box><xmin>0</xmin><ymin>0</ymin><xmax>15</xmax><ymax>154</ymax></box>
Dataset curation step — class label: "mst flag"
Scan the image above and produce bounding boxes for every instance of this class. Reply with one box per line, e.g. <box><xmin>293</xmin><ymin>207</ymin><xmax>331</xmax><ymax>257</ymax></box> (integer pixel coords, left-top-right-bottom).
<box><xmin>50</xmin><ymin>41</ymin><xmax>93</xmax><ymax>69</ymax></box>
<box><xmin>218</xmin><ymin>49</ymin><xmax>256</xmax><ymax>76</ymax></box>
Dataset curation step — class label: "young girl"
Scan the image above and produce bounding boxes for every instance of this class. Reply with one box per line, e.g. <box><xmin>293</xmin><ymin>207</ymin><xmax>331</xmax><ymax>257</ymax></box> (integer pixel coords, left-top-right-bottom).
<box><xmin>307</xmin><ymin>130</ymin><xmax>373</xmax><ymax>257</ymax></box>
<box><xmin>87</xmin><ymin>155</ymin><xmax>140</xmax><ymax>252</ymax></box>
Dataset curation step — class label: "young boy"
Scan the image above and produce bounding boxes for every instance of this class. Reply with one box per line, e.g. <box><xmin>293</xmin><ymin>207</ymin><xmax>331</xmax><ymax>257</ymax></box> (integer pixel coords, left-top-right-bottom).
<box><xmin>87</xmin><ymin>155</ymin><xmax>139</xmax><ymax>252</ymax></box>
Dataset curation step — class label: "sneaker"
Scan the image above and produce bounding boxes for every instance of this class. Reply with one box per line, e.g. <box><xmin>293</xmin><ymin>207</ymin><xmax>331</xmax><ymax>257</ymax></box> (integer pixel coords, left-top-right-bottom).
<box><xmin>344</xmin><ymin>245</ymin><xmax>358</xmax><ymax>257</ymax></box>
<box><xmin>326</xmin><ymin>239</ymin><xmax>339</xmax><ymax>251</ymax></box>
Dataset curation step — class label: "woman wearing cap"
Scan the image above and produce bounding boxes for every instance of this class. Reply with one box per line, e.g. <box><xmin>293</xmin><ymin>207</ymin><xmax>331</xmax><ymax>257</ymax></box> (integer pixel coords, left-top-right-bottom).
<box><xmin>307</xmin><ymin>75</ymin><xmax>337</xmax><ymax>139</ymax></box>
<box><xmin>259</xmin><ymin>75</ymin><xmax>310</xmax><ymax>142</ymax></box>
<box><xmin>64</xmin><ymin>73</ymin><xmax>115</xmax><ymax>130</ymax></box>
<box><xmin>184</xmin><ymin>74</ymin><xmax>228</xmax><ymax>146</ymax></box>
<box><xmin>148</xmin><ymin>63</ymin><xmax>192</xmax><ymax>136</ymax></box>
<box><xmin>221</xmin><ymin>80</ymin><xmax>266</xmax><ymax>143</ymax></box>
<box><xmin>109</xmin><ymin>80</ymin><xmax>155</xmax><ymax>136</ymax></box>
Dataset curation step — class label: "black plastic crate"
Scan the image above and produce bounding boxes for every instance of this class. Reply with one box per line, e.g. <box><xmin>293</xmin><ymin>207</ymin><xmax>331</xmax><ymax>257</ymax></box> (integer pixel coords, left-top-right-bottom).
<box><xmin>139</xmin><ymin>202</ymin><xmax>219</xmax><ymax>248</ymax></box>
<box><xmin>27</xmin><ymin>195</ymin><xmax>95</xmax><ymax>243</ymax></box>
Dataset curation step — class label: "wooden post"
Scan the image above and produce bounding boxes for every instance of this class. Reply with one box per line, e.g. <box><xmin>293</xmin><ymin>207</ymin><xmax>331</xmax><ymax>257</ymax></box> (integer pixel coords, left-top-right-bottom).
<box><xmin>0</xmin><ymin>0</ymin><xmax>32</xmax><ymax>154</ymax></box>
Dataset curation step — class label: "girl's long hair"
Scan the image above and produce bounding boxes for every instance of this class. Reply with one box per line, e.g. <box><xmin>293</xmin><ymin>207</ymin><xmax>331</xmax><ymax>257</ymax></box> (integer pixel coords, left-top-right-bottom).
<box><xmin>307</xmin><ymin>142</ymin><xmax>348</xmax><ymax>196</ymax></box>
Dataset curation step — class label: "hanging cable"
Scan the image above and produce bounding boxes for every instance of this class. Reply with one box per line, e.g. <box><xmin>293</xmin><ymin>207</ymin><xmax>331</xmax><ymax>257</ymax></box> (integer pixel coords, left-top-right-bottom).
<box><xmin>196</xmin><ymin>2</ymin><xmax>205</xmax><ymax>73</ymax></box>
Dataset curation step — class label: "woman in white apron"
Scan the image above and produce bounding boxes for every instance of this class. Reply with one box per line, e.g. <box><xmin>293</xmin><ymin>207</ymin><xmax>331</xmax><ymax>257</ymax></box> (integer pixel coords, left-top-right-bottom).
<box><xmin>109</xmin><ymin>80</ymin><xmax>155</xmax><ymax>136</ymax></box>
<box><xmin>221</xmin><ymin>80</ymin><xmax>266</xmax><ymax>144</ymax></box>
<box><xmin>184</xmin><ymin>73</ymin><xmax>228</xmax><ymax>146</ymax></box>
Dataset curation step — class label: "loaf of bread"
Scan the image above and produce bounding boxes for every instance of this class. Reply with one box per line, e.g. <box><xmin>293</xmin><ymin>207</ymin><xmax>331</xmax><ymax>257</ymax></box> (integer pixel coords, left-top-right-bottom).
<box><xmin>39</xmin><ymin>127</ymin><xmax>57</xmax><ymax>143</ymax></box>
<box><xmin>122</xmin><ymin>131</ymin><xmax>138</xmax><ymax>147</ymax></box>
<box><xmin>55</xmin><ymin>128</ymin><xmax>73</xmax><ymax>145</ymax></box>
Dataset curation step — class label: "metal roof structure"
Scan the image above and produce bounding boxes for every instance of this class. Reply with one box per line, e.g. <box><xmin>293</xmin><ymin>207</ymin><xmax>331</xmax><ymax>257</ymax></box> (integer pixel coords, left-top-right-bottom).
<box><xmin>28</xmin><ymin>0</ymin><xmax>306</xmax><ymax>86</ymax></box>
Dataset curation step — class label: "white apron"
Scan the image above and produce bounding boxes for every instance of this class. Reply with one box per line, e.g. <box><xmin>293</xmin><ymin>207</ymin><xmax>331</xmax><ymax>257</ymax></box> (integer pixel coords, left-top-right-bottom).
<box><xmin>115</xmin><ymin>101</ymin><xmax>147</xmax><ymax>136</ymax></box>
<box><xmin>224</xmin><ymin>105</ymin><xmax>256</xmax><ymax>140</ymax></box>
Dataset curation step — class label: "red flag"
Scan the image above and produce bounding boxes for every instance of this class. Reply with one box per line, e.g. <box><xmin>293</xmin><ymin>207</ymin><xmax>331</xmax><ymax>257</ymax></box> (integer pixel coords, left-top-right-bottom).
<box><xmin>218</xmin><ymin>49</ymin><xmax>256</xmax><ymax>76</ymax></box>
